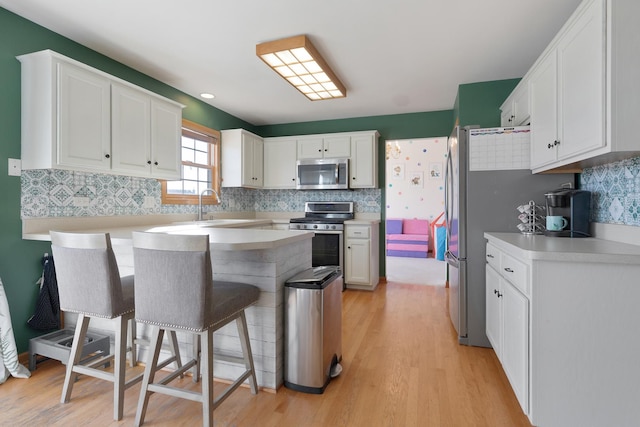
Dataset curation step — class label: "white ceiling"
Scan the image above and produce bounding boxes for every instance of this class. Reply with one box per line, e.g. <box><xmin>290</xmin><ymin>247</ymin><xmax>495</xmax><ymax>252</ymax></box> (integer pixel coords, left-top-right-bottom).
<box><xmin>1</xmin><ymin>0</ymin><xmax>583</xmax><ymax>126</ymax></box>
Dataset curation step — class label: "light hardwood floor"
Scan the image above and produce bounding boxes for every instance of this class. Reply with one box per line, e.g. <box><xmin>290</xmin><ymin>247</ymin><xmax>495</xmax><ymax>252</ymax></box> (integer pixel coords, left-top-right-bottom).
<box><xmin>1</xmin><ymin>282</ymin><xmax>531</xmax><ymax>427</ymax></box>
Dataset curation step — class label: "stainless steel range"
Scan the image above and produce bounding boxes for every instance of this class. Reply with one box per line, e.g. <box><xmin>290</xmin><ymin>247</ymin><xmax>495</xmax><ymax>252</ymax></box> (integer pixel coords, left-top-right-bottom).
<box><xmin>289</xmin><ymin>202</ymin><xmax>354</xmax><ymax>277</ymax></box>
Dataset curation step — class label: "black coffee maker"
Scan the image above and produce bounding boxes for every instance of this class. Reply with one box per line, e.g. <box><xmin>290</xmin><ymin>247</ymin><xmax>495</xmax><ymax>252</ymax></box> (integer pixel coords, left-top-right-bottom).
<box><xmin>544</xmin><ymin>188</ymin><xmax>591</xmax><ymax>237</ymax></box>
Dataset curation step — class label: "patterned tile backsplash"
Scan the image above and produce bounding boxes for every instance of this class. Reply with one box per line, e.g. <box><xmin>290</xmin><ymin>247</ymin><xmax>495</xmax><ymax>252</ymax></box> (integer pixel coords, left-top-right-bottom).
<box><xmin>20</xmin><ymin>169</ymin><xmax>381</xmax><ymax>219</ymax></box>
<box><xmin>580</xmin><ymin>156</ymin><xmax>640</xmax><ymax>226</ymax></box>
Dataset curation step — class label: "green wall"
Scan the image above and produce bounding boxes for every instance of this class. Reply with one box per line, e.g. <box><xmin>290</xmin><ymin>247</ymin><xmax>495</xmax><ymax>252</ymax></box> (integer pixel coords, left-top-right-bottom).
<box><xmin>1</xmin><ymin>5</ymin><xmax>516</xmax><ymax>353</ymax></box>
<box><xmin>454</xmin><ymin>78</ymin><xmax>520</xmax><ymax>128</ymax></box>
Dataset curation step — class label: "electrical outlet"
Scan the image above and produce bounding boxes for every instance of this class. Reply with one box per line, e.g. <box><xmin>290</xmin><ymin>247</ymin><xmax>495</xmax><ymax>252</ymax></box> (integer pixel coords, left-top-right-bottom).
<box><xmin>73</xmin><ymin>197</ymin><xmax>90</xmax><ymax>207</ymax></box>
<box><xmin>143</xmin><ymin>196</ymin><xmax>156</xmax><ymax>208</ymax></box>
<box><xmin>8</xmin><ymin>158</ymin><xmax>21</xmax><ymax>176</ymax></box>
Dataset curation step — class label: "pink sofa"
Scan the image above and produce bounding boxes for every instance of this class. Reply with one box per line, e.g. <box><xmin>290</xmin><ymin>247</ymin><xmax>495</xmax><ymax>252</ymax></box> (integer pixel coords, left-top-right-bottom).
<box><xmin>386</xmin><ymin>218</ymin><xmax>430</xmax><ymax>258</ymax></box>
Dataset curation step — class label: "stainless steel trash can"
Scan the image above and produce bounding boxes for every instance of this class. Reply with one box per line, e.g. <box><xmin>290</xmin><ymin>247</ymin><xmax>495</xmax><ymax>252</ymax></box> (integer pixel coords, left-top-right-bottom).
<box><xmin>284</xmin><ymin>266</ymin><xmax>343</xmax><ymax>394</ymax></box>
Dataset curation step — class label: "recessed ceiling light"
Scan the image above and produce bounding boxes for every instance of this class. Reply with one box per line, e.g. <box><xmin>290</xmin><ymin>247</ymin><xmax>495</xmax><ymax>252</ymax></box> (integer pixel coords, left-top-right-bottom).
<box><xmin>200</xmin><ymin>93</ymin><xmax>215</xmax><ymax>99</ymax></box>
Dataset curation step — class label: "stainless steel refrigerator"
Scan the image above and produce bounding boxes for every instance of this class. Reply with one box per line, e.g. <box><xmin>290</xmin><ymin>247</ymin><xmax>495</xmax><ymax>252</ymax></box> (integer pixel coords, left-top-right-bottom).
<box><xmin>444</xmin><ymin>126</ymin><xmax>574</xmax><ymax>347</ymax></box>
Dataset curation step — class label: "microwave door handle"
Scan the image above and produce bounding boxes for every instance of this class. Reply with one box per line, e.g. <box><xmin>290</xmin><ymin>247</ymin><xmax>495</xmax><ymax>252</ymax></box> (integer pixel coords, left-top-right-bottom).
<box><xmin>335</xmin><ymin>164</ymin><xmax>339</xmax><ymax>184</ymax></box>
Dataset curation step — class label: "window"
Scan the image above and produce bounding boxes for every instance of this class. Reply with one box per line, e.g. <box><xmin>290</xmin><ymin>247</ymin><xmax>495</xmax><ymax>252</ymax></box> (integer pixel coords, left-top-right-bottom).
<box><xmin>161</xmin><ymin>119</ymin><xmax>220</xmax><ymax>205</ymax></box>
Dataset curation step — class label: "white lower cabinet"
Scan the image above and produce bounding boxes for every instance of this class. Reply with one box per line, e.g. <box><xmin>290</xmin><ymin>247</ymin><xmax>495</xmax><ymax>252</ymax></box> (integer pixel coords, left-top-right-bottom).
<box><xmin>501</xmin><ymin>279</ymin><xmax>529</xmax><ymax>415</ymax></box>
<box><xmin>344</xmin><ymin>222</ymin><xmax>379</xmax><ymax>291</ymax></box>
<box><xmin>486</xmin><ymin>233</ymin><xmax>640</xmax><ymax>427</ymax></box>
<box><xmin>485</xmin><ymin>244</ymin><xmax>529</xmax><ymax>415</ymax></box>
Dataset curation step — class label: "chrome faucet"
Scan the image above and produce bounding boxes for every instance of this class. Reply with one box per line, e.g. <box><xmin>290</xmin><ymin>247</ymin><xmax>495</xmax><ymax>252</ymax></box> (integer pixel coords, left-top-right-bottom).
<box><xmin>198</xmin><ymin>188</ymin><xmax>220</xmax><ymax>221</ymax></box>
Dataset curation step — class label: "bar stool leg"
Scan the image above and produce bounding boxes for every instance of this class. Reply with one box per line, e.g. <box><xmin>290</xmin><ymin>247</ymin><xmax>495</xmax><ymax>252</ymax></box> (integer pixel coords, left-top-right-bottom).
<box><xmin>201</xmin><ymin>330</ymin><xmax>214</xmax><ymax>427</ymax></box>
<box><xmin>237</xmin><ymin>311</ymin><xmax>258</xmax><ymax>394</ymax></box>
<box><xmin>135</xmin><ymin>326</ymin><xmax>164</xmax><ymax>427</ymax></box>
<box><xmin>128</xmin><ymin>318</ymin><xmax>137</xmax><ymax>367</ymax></box>
<box><xmin>192</xmin><ymin>334</ymin><xmax>201</xmax><ymax>383</ymax></box>
<box><xmin>113</xmin><ymin>315</ymin><xmax>127</xmax><ymax>420</ymax></box>
<box><xmin>61</xmin><ymin>314</ymin><xmax>90</xmax><ymax>403</ymax></box>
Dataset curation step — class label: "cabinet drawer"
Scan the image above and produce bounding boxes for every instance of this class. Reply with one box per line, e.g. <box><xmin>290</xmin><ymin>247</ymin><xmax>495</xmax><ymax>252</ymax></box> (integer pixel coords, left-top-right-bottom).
<box><xmin>500</xmin><ymin>252</ymin><xmax>529</xmax><ymax>295</ymax></box>
<box><xmin>486</xmin><ymin>243</ymin><xmax>500</xmax><ymax>270</ymax></box>
<box><xmin>346</xmin><ymin>226</ymin><xmax>369</xmax><ymax>239</ymax></box>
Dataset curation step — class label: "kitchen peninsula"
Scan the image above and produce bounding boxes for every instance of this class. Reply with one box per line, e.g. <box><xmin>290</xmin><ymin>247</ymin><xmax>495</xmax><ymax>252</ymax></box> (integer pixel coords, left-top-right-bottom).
<box><xmin>24</xmin><ymin>219</ymin><xmax>313</xmax><ymax>391</ymax></box>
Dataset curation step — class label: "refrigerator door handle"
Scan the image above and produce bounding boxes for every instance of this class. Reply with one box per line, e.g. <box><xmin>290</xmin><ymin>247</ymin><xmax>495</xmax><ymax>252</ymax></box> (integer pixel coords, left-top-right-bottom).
<box><xmin>444</xmin><ymin>250</ymin><xmax>458</xmax><ymax>267</ymax></box>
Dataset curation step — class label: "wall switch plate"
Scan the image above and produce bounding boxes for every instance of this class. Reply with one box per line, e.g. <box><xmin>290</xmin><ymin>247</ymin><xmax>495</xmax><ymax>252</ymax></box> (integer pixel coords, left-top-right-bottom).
<box><xmin>8</xmin><ymin>158</ymin><xmax>21</xmax><ymax>176</ymax></box>
<box><xmin>143</xmin><ymin>196</ymin><xmax>155</xmax><ymax>208</ymax></box>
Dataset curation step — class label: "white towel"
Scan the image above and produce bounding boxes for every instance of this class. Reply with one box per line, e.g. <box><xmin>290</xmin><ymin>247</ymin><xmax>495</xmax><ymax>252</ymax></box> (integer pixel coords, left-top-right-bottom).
<box><xmin>0</xmin><ymin>277</ymin><xmax>31</xmax><ymax>384</ymax></box>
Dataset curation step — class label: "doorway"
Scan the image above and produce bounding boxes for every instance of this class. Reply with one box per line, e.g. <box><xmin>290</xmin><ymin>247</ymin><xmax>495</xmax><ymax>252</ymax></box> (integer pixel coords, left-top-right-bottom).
<box><xmin>384</xmin><ymin>137</ymin><xmax>447</xmax><ymax>286</ymax></box>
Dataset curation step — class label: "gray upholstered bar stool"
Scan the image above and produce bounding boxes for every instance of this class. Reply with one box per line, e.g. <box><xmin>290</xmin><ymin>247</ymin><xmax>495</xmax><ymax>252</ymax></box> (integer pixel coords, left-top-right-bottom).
<box><xmin>50</xmin><ymin>231</ymin><xmax>182</xmax><ymax>421</ymax></box>
<box><xmin>131</xmin><ymin>231</ymin><xmax>260</xmax><ymax>427</ymax></box>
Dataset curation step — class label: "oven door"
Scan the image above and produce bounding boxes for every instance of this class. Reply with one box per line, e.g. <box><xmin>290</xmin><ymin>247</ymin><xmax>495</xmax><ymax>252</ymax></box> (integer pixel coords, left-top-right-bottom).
<box><xmin>311</xmin><ymin>230</ymin><xmax>343</xmax><ymax>273</ymax></box>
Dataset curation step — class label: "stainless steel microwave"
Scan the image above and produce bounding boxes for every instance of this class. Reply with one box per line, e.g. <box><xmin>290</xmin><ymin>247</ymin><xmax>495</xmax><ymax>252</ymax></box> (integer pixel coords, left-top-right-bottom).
<box><xmin>296</xmin><ymin>158</ymin><xmax>349</xmax><ymax>190</ymax></box>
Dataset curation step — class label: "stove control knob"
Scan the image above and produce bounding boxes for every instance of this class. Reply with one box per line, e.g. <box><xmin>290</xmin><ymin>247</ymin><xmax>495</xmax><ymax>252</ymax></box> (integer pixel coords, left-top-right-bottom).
<box><xmin>330</xmin><ymin>225</ymin><xmax>336</xmax><ymax>230</ymax></box>
<box><xmin>313</xmin><ymin>224</ymin><xmax>318</xmax><ymax>229</ymax></box>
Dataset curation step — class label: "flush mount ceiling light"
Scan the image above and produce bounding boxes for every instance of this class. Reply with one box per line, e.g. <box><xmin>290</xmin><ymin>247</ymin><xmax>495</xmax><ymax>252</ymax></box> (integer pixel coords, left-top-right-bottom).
<box><xmin>256</xmin><ymin>34</ymin><xmax>346</xmax><ymax>101</ymax></box>
<box><xmin>200</xmin><ymin>93</ymin><xmax>215</xmax><ymax>99</ymax></box>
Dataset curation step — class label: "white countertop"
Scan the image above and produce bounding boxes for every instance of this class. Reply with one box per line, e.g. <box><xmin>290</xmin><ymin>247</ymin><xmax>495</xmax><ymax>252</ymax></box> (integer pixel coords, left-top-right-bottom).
<box><xmin>25</xmin><ymin>220</ymin><xmax>313</xmax><ymax>251</ymax></box>
<box><xmin>345</xmin><ymin>219</ymin><xmax>381</xmax><ymax>225</ymax></box>
<box><xmin>485</xmin><ymin>232</ymin><xmax>640</xmax><ymax>264</ymax></box>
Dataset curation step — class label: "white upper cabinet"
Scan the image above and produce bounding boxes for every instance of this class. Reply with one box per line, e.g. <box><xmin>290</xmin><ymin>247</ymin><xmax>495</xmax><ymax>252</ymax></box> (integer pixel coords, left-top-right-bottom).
<box><xmin>111</xmin><ymin>82</ymin><xmax>151</xmax><ymax>176</ymax></box>
<box><xmin>221</xmin><ymin>129</ymin><xmax>264</xmax><ymax>188</ymax></box>
<box><xmin>297</xmin><ymin>135</ymin><xmax>351</xmax><ymax>159</ymax></box>
<box><xmin>111</xmin><ymin>83</ymin><xmax>181</xmax><ymax>180</ymax></box>
<box><xmin>500</xmin><ymin>81</ymin><xmax>530</xmax><ymax>127</ymax></box>
<box><xmin>349</xmin><ymin>133</ymin><xmax>378</xmax><ymax>188</ymax></box>
<box><xmin>149</xmin><ymin>98</ymin><xmax>182</xmax><ymax>180</ymax></box>
<box><xmin>18</xmin><ymin>50</ymin><xmax>183</xmax><ymax>179</ymax></box>
<box><xmin>264</xmin><ymin>130</ymin><xmax>379</xmax><ymax>190</ymax></box>
<box><xmin>263</xmin><ymin>137</ymin><xmax>297</xmax><ymax>189</ymax></box>
<box><xmin>520</xmin><ymin>0</ymin><xmax>640</xmax><ymax>173</ymax></box>
<box><xmin>56</xmin><ymin>61</ymin><xmax>112</xmax><ymax>171</ymax></box>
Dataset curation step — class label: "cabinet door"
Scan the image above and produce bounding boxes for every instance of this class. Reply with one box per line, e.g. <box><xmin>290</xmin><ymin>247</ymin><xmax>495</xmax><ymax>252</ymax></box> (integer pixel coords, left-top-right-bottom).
<box><xmin>345</xmin><ymin>238</ymin><xmax>370</xmax><ymax>284</ymax></box>
<box><xmin>57</xmin><ymin>61</ymin><xmax>111</xmax><ymax>170</ymax></box>
<box><xmin>241</xmin><ymin>133</ymin><xmax>263</xmax><ymax>188</ymax></box>
<box><xmin>485</xmin><ymin>265</ymin><xmax>502</xmax><ymax>358</ymax></box>
<box><xmin>512</xmin><ymin>83</ymin><xmax>530</xmax><ymax>126</ymax></box>
<box><xmin>111</xmin><ymin>83</ymin><xmax>151</xmax><ymax>176</ymax></box>
<box><xmin>350</xmin><ymin>134</ymin><xmax>377</xmax><ymax>188</ymax></box>
<box><xmin>264</xmin><ymin>138</ymin><xmax>297</xmax><ymax>189</ymax></box>
<box><xmin>501</xmin><ymin>102</ymin><xmax>515</xmax><ymax>127</ymax></box>
<box><xmin>150</xmin><ymin>98</ymin><xmax>182</xmax><ymax>180</ymax></box>
<box><xmin>297</xmin><ymin>137</ymin><xmax>324</xmax><ymax>159</ymax></box>
<box><xmin>529</xmin><ymin>52</ymin><xmax>559</xmax><ymax>169</ymax></box>
<box><xmin>323</xmin><ymin>135</ymin><xmax>351</xmax><ymax>158</ymax></box>
<box><xmin>252</xmin><ymin>137</ymin><xmax>264</xmax><ymax>187</ymax></box>
<box><xmin>502</xmin><ymin>281</ymin><xmax>529</xmax><ymax>414</ymax></box>
<box><xmin>557</xmin><ymin>0</ymin><xmax>605</xmax><ymax>161</ymax></box>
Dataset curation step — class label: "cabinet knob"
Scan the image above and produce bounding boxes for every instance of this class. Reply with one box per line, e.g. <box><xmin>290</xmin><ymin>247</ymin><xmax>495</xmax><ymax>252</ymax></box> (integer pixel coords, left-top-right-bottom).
<box><xmin>147</xmin><ymin>160</ymin><xmax>152</xmax><ymax>165</ymax></box>
<box><xmin>105</xmin><ymin>154</ymin><xmax>110</xmax><ymax>159</ymax></box>
<box><xmin>347</xmin><ymin>246</ymin><xmax>351</xmax><ymax>249</ymax></box>
<box><xmin>547</xmin><ymin>143</ymin><xmax>553</xmax><ymax>149</ymax></box>
<box><xmin>494</xmin><ymin>289</ymin><xmax>498</xmax><ymax>294</ymax></box>
<box><xmin>318</xmin><ymin>149</ymin><xmax>322</xmax><ymax>152</ymax></box>
<box><xmin>154</xmin><ymin>161</ymin><xmax>159</xmax><ymax>166</ymax></box>
<box><xmin>554</xmin><ymin>140</ymin><xmax>560</xmax><ymax>146</ymax></box>
<box><xmin>497</xmin><ymin>292</ymin><xmax>503</xmax><ymax>298</ymax></box>
<box><xmin>487</xmin><ymin>254</ymin><xmax>494</xmax><ymax>258</ymax></box>
<box><xmin>504</xmin><ymin>267</ymin><xmax>514</xmax><ymax>273</ymax></box>
<box><xmin>352</xmin><ymin>177</ymin><xmax>356</xmax><ymax>180</ymax></box>
<box><xmin>324</xmin><ymin>148</ymin><xmax>328</xmax><ymax>152</ymax></box>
